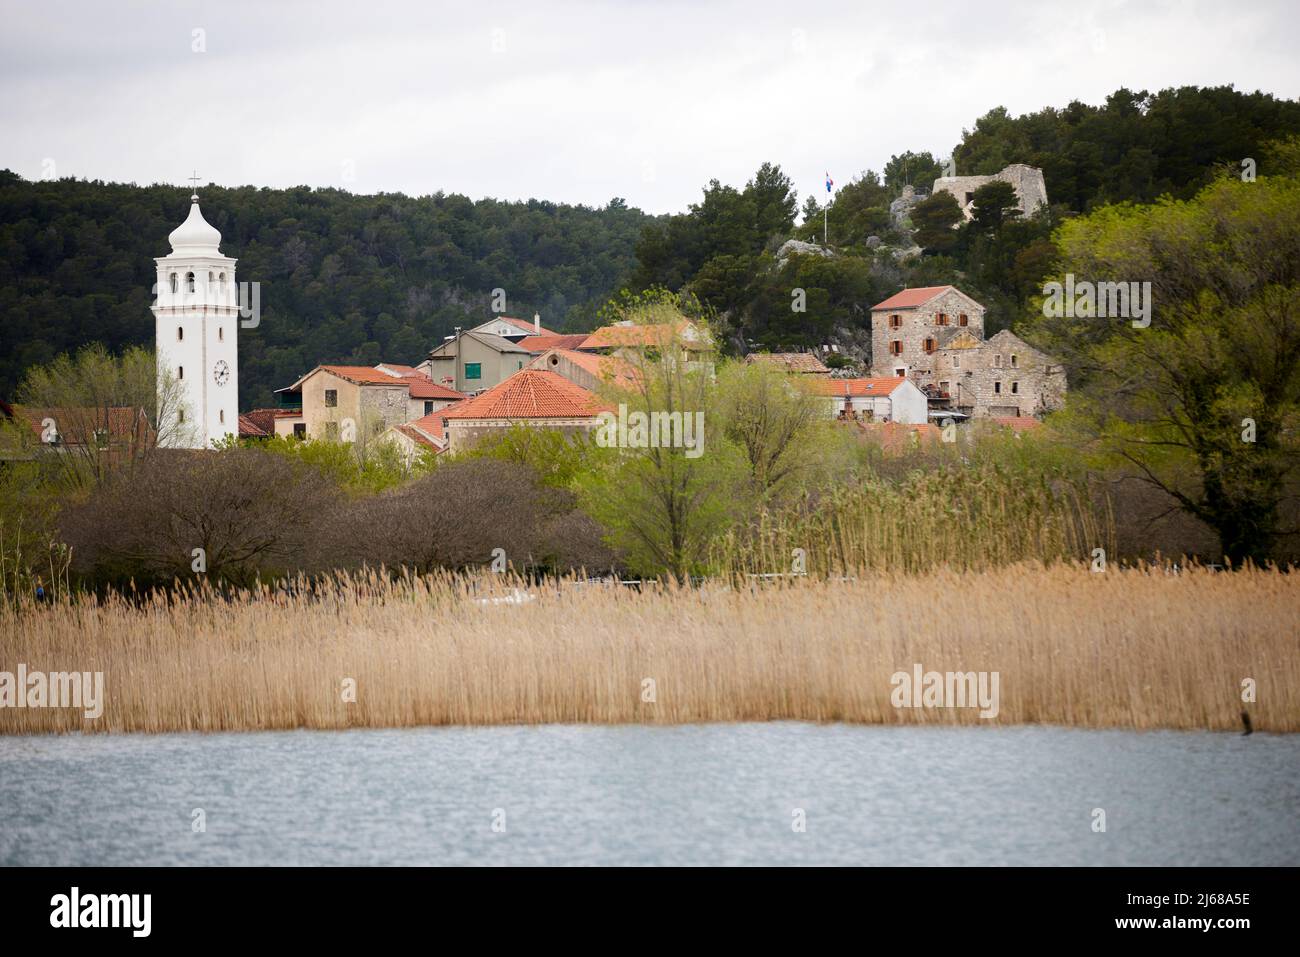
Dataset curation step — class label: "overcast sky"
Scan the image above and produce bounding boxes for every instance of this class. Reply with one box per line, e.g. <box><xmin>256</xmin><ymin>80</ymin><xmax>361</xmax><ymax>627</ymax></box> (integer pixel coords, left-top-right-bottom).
<box><xmin>2</xmin><ymin>0</ymin><xmax>1297</xmax><ymax>216</ymax></box>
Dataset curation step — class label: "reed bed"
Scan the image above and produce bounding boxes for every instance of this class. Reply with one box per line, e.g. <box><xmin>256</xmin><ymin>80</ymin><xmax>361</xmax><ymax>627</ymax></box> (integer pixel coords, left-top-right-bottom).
<box><xmin>712</xmin><ymin>467</ymin><xmax>1111</xmax><ymax>576</ymax></box>
<box><xmin>1</xmin><ymin>563</ymin><xmax>1296</xmax><ymax>734</ymax></box>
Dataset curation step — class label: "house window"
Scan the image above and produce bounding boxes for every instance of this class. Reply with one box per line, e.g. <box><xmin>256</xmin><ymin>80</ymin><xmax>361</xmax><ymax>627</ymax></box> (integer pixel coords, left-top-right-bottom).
<box><xmin>169</xmin><ymin>273</ymin><xmax>178</xmax><ymax>293</ymax></box>
<box><xmin>889</xmin><ymin>314</ymin><xmax>903</xmax><ymax>329</ymax></box>
<box><xmin>939</xmin><ymin>381</ymin><xmax>950</xmax><ymax>393</ymax></box>
<box><xmin>177</xmin><ymin>326</ymin><xmax>184</xmax><ymax>341</ymax></box>
<box><xmin>324</xmin><ymin>389</ymin><xmax>338</xmax><ymax>408</ymax></box>
<box><xmin>324</xmin><ymin>421</ymin><xmax>340</xmax><ymax>440</ymax></box>
<box><xmin>935</xmin><ymin>313</ymin><xmax>948</xmax><ymax>326</ymax></box>
<box><xmin>924</xmin><ymin>338</ymin><xmax>937</xmax><ymax>354</ymax></box>
<box><xmin>1011</xmin><ymin>354</ymin><xmax>1018</xmax><ymax>368</ymax></box>
<box><xmin>994</xmin><ymin>381</ymin><xmax>1002</xmax><ymax>394</ymax></box>
<box><xmin>994</xmin><ymin>354</ymin><xmax>1003</xmax><ymax>368</ymax></box>
<box><xmin>959</xmin><ymin>313</ymin><xmax>968</xmax><ymax>326</ymax></box>
<box><xmin>464</xmin><ymin>362</ymin><xmax>482</xmax><ymax>380</ymax></box>
<box><xmin>889</xmin><ymin>341</ymin><xmax>903</xmax><ymax>356</ymax></box>
<box><xmin>518</xmin><ymin>361</ymin><xmax>524</xmax><ymax>369</ymax></box>
<box><xmin>424</xmin><ymin>400</ymin><xmax>434</xmax><ymax>415</ymax></box>
<box><xmin>1011</xmin><ymin>381</ymin><xmax>1019</xmax><ymax>394</ymax></box>
<box><xmin>178</xmin><ymin>409</ymin><xmax>185</xmax><ymax>423</ymax></box>
<box><xmin>293</xmin><ymin>423</ymin><xmax>306</xmax><ymax>439</ymax></box>
<box><xmin>894</xmin><ymin>368</ymin><xmax>906</xmax><ymax>377</ymax></box>
<box><xmin>186</xmin><ymin>271</ymin><xmax>195</xmax><ymax>293</ymax></box>
<box><xmin>953</xmin><ymin>356</ymin><xmax>960</xmax><ymax>369</ymax></box>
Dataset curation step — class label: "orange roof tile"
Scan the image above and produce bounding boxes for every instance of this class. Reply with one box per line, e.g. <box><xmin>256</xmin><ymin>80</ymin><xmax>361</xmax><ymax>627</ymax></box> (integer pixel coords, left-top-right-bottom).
<box><xmin>240</xmin><ymin>408</ymin><xmax>279</xmax><ymax>436</ymax></box>
<box><xmin>871</xmin><ymin>286</ymin><xmax>954</xmax><ymax>310</ymax></box>
<box><xmin>441</xmin><ymin>370</ymin><xmax>609</xmax><ymax>420</ymax></box>
<box><xmin>393</xmin><ymin>423</ymin><xmax>442</xmax><ymax>452</ymax></box>
<box><xmin>808</xmin><ymin>377</ymin><xmax>906</xmax><ymax>397</ymax></box>
<box><xmin>408</xmin><ymin>405</ymin><xmax>459</xmax><ymax>441</ymax></box>
<box><xmin>400</xmin><ymin>374</ymin><xmax>464</xmax><ymax>400</ymax></box>
<box><xmin>534</xmin><ymin>348</ymin><xmax>640</xmax><ymax>387</ymax></box>
<box><xmin>991</xmin><ymin>416</ymin><xmax>1043</xmax><ymax>431</ymax></box>
<box><xmin>580</xmin><ymin>321</ymin><xmax>709</xmax><ymax>350</ymax></box>
<box><xmin>514</xmin><ymin>334</ymin><xmax>591</xmax><ymax>353</ymax></box>
<box><xmin>498</xmin><ymin>316</ymin><xmax>558</xmax><ymax>336</ymax></box>
<box><xmin>862</xmin><ymin>421</ymin><xmax>942</xmax><ymax>453</ymax></box>
<box><xmin>316</xmin><ymin>365</ymin><xmax>412</xmax><ymax>386</ymax></box>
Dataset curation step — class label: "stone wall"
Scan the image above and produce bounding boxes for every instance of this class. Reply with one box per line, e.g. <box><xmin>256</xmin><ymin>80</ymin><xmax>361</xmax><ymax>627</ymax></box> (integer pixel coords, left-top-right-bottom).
<box><xmin>870</xmin><ymin>287</ymin><xmax>986</xmax><ymax>380</ymax></box>
<box><xmin>931</xmin><ymin>164</ymin><xmax>1048</xmax><ymax>221</ymax></box>
<box><xmin>935</xmin><ymin>330</ymin><xmax>1066</xmax><ymax>417</ymax></box>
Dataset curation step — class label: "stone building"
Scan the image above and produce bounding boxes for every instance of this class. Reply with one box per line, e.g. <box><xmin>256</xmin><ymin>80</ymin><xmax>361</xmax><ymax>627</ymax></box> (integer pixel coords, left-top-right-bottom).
<box><xmin>871</xmin><ymin>285</ymin><xmax>986</xmax><ymax>382</ymax></box>
<box><xmin>931</xmin><ymin>163</ymin><xmax>1048</xmax><ymax>221</ymax></box>
<box><xmin>870</xmin><ymin>286</ymin><xmax>1065</xmax><ymax>418</ymax></box>
<box><xmin>932</xmin><ymin>330</ymin><xmax>1066</xmax><ymax>418</ymax></box>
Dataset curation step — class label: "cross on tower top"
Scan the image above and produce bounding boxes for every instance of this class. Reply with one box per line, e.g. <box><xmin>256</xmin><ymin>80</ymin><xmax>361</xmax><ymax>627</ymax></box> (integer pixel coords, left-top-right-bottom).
<box><xmin>187</xmin><ymin>170</ymin><xmax>201</xmax><ymax>202</ymax></box>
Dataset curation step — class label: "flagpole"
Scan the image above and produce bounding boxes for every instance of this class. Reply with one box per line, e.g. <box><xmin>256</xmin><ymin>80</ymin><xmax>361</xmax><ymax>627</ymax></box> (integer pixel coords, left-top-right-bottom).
<box><xmin>824</xmin><ymin>204</ymin><xmax>828</xmax><ymax>245</ymax></box>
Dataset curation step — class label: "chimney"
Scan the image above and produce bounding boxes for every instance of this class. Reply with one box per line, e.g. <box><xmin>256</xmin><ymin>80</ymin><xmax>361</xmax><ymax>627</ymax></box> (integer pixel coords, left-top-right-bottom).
<box><xmin>533</xmin><ymin>312</ymin><xmax>540</xmax><ymax>334</ymax></box>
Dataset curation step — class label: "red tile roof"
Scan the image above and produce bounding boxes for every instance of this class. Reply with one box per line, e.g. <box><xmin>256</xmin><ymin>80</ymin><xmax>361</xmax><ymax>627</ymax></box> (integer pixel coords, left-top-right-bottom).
<box><xmin>514</xmin><ymin>334</ymin><xmax>591</xmax><ymax>353</ymax></box>
<box><xmin>314</xmin><ymin>365</ymin><xmax>412</xmax><ymax>386</ymax></box>
<box><xmin>532</xmin><ymin>348</ymin><xmax>640</xmax><ymax>387</ymax></box>
<box><xmin>240</xmin><ymin>408</ymin><xmax>279</xmax><ymax>436</ymax></box>
<box><xmin>441</xmin><ymin>370</ymin><xmax>609</xmax><ymax>420</ymax></box>
<box><xmin>991</xmin><ymin>416</ymin><xmax>1043</xmax><ymax>431</ymax></box>
<box><xmin>862</xmin><ymin>421</ymin><xmax>942</xmax><ymax>453</ymax></box>
<box><xmin>3</xmin><ymin>404</ymin><xmax>150</xmax><ymax>445</ymax></box>
<box><xmin>393</xmin><ymin>423</ymin><xmax>442</xmax><ymax>452</ymax></box>
<box><xmin>872</xmin><ymin>286</ymin><xmax>954</xmax><ymax>310</ymax></box>
<box><xmin>408</xmin><ymin>406</ymin><xmax>459</xmax><ymax>442</ymax></box>
<box><xmin>400</xmin><ymin>374</ymin><xmax>464</xmax><ymax>400</ymax></box>
<box><xmin>498</xmin><ymin>316</ymin><xmax>558</xmax><ymax>336</ymax></box>
<box><xmin>580</xmin><ymin>321</ymin><xmax>710</xmax><ymax>350</ymax></box>
<box><xmin>808</xmin><ymin>377</ymin><xmax>906</xmax><ymax>397</ymax></box>
<box><xmin>238</xmin><ymin>414</ymin><xmax>269</xmax><ymax>438</ymax></box>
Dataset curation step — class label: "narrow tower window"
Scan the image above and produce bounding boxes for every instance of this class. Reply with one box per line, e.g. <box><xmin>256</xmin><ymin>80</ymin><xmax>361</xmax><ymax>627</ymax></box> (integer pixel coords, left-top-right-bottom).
<box><xmin>186</xmin><ymin>272</ymin><xmax>195</xmax><ymax>293</ymax></box>
<box><xmin>177</xmin><ymin>327</ymin><xmax>184</xmax><ymax>341</ymax></box>
<box><xmin>178</xmin><ymin>366</ymin><xmax>184</xmax><ymax>380</ymax></box>
<box><xmin>170</xmin><ymin>273</ymin><xmax>178</xmax><ymax>293</ymax></box>
<box><xmin>218</xmin><ymin>327</ymin><xmax>224</xmax><ymax>342</ymax></box>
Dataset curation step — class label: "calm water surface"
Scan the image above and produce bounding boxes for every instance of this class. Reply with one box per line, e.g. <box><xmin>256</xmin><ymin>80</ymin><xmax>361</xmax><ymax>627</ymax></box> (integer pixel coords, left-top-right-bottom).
<box><xmin>1</xmin><ymin>724</ymin><xmax>1296</xmax><ymax>866</ymax></box>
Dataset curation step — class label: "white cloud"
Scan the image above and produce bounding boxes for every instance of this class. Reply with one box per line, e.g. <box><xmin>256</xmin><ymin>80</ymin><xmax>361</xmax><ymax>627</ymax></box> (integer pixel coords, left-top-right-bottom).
<box><xmin>1</xmin><ymin>0</ymin><xmax>1296</xmax><ymax>213</ymax></box>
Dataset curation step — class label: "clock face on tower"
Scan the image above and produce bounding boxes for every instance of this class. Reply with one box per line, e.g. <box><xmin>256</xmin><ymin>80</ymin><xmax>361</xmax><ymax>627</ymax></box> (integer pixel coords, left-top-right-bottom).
<box><xmin>213</xmin><ymin>360</ymin><xmax>230</xmax><ymax>387</ymax></box>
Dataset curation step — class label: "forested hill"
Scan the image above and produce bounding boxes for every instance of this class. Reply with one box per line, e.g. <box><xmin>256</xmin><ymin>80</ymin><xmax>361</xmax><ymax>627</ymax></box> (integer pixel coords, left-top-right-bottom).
<box><xmin>631</xmin><ymin>85</ymin><xmax>1300</xmax><ymax>356</ymax></box>
<box><xmin>0</xmin><ymin>173</ymin><xmax>655</xmax><ymax>407</ymax></box>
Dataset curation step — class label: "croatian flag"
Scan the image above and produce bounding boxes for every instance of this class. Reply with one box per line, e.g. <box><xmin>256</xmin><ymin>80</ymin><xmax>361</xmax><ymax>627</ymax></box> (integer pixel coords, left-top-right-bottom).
<box><xmin>825</xmin><ymin>172</ymin><xmax>833</xmax><ymax>193</ymax></box>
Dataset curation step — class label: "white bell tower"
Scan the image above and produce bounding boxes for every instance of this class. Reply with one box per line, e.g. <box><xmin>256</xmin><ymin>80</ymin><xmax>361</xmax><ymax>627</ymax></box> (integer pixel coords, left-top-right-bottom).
<box><xmin>153</xmin><ymin>187</ymin><xmax>239</xmax><ymax>449</ymax></box>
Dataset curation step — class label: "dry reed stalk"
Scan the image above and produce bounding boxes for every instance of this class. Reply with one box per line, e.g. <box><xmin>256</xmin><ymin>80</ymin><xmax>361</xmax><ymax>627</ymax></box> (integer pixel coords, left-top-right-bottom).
<box><xmin>1</xmin><ymin>564</ymin><xmax>1295</xmax><ymax>734</ymax></box>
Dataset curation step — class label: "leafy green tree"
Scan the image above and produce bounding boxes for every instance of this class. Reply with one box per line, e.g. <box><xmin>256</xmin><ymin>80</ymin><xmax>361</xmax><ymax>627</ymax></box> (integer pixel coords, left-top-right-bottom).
<box><xmin>577</xmin><ymin>303</ymin><xmax>745</xmax><ymax>578</ymax></box>
<box><xmin>970</xmin><ymin>180</ymin><xmax>1021</xmax><ymax>233</ymax></box>
<box><xmin>1025</xmin><ymin>170</ymin><xmax>1300</xmax><ymax>563</ymax></box>
<box><xmin>884</xmin><ymin>152</ymin><xmax>946</xmax><ymax>192</ymax></box>
<box><xmin>911</xmin><ymin>192</ymin><xmax>963</xmax><ymax>253</ymax></box>
<box><xmin>744</xmin><ymin>162</ymin><xmax>798</xmax><ymax>242</ymax></box>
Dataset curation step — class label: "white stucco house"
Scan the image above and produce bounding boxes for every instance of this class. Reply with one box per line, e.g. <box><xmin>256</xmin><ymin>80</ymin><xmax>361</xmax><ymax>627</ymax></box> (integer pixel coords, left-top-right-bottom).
<box><xmin>811</xmin><ymin>377</ymin><xmax>928</xmax><ymax>424</ymax></box>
